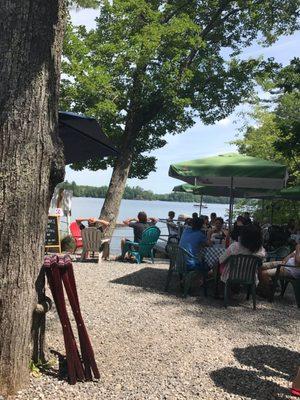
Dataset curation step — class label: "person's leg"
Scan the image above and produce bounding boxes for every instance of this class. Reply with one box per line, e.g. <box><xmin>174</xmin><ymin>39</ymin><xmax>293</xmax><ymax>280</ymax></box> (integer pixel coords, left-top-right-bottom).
<box><xmin>102</xmin><ymin>241</ymin><xmax>110</xmax><ymax>260</ymax></box>
<box><xmin>121</xmin><ymin>238</ymin><xmax>132</xmax><ymax>260</ymax></box>
<box><xmin>121</xmin><ymin>238</ymin><xmax>128</xmax><ymax>259</ymax></box>
<box><xmin>121</xmin><ymin>238</ymin><xmax>125</xmax><ymax>254</ymax></box>
<box><xmin>258</xmin><ymin>261</ymin><xmax>282</xmax><ymax>286</ymax></box>
<box><xmin>261</xmin><ymin>261</ymin><xmax>282</xmax><ymax>271</ymax></box>
<box><xmin>258</xmin><ymin>264</ymin><xmax>285</xmax><ymax>298</ymax></box>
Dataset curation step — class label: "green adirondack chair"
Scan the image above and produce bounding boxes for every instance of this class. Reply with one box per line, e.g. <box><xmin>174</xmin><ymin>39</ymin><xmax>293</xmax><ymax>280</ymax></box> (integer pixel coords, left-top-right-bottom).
<box><xmin>126</xmin><ymin>226</ymin><xmax>161</xmax><ymax>264</ymax></box>
<box><xmin>224</xmin><ymin>254</ymin><xmax>262</xmax><ymax>309</ymax></box>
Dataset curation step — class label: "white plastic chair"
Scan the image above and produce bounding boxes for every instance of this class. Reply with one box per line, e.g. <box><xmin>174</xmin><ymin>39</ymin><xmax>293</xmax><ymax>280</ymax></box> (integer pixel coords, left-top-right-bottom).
<box><xmin>80</xmin><ymin>227</ymin><xmax>109</xmax><ymax>264</ymax></box>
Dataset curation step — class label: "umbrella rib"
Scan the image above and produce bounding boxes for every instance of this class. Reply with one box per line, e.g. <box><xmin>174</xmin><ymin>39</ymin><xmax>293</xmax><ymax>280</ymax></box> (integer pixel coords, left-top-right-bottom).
<box><xmin>60</xmin><ymin>121</ymin><xmax>118</xmax><ymax>154</ymax></box>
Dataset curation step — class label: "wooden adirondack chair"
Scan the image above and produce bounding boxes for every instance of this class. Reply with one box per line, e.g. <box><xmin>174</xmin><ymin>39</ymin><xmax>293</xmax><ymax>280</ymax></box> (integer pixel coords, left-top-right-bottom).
<box><xmin>125</xmin><ymin>226</ymin><xmax>161</xmax><ymax>264</ymax></box>
<box><xmin>224</xmin><ymin>254</ymin><xmax>262</xmax><ymax>309</ymax></box>
<box><xmin>80</xmin><ymin>227</ymin><xmax>109</xmax><ymax>264</ymax></box>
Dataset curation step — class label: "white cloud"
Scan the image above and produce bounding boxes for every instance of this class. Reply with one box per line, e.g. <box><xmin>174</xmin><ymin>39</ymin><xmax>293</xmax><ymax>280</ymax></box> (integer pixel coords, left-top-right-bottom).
<box><xmin>216</xmin><ymin>117</ymin><xmax>231</xmax><ymax>126</ymax></box>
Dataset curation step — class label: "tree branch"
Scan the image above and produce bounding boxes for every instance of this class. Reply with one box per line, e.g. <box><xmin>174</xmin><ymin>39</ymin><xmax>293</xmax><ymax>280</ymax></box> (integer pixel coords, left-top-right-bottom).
<box><xmin>177</xmin><ymin>0</ymin><xmax>235</xmax><ymax>79</ymax></box>
<box><xmin>161</xmin><ymin>1</ymin><xmax>191</xmax><ymax>24</ymax></box>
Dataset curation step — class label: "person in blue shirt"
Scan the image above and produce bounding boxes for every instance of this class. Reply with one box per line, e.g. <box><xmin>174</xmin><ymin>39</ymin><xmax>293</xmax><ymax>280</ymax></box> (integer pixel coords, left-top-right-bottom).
<box><xmin>179</xmin><ymin>217</ymin><xmax>208</xmax><ymax>270</ymax></box>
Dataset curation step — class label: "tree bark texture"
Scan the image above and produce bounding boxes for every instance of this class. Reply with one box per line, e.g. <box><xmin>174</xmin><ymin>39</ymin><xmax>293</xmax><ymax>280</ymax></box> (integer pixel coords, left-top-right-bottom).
<box><xmin>0</xmin><ymin>1</ymin><xmax>65</xmax><ymax>396</ymax></box>
<box><xmin>99</xmin><ymin>80</ymin><xmax>145</xmax><ymax>236</ymax></box>
<box><xmin>99</xmin><ymin>149</ymin><xmax>132</xmax><ymax>236</ymax></box>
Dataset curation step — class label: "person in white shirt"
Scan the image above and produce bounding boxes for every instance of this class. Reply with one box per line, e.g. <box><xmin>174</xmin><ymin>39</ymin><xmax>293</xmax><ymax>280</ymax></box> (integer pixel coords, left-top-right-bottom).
<box><xmin>208</xmin><ymin>217</ymin><xmax>227</xmax><ymax>247</ymax></box>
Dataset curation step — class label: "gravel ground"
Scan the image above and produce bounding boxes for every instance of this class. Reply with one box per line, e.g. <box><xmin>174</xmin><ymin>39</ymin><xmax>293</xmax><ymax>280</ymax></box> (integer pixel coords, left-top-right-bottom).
<box><xmin>15</xmin><ymin>259</ymin><xmax>300</xmax><ymax>400</ymax></box>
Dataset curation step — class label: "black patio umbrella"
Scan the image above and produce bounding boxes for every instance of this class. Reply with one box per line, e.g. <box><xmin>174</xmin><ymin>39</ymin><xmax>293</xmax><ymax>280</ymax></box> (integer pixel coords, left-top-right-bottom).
<box><xmin>58</xmin><ymin>112</ymin><xmax>118</xmax><ymax>164</ymax></box>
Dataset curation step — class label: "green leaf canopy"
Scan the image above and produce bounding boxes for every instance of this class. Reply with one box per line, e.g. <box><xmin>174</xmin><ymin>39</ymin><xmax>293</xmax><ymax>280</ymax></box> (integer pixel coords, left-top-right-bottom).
<box><xmin>169</xmin><ymin>153</ymin><xmax>287</xmax><ymax>190</ymax></box>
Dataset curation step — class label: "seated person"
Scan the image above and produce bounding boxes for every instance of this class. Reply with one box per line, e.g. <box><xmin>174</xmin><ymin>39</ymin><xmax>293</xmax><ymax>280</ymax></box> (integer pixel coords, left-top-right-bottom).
<box><xmin>166</xmin><ymin>210</ymin><xmax>178</xmax><ymax>237</ymax></box>
<box><xmin>76</xmin><ymin>217</ymin><xmax>110</xmax><ymax>259</ymax></box>
<box><xmin>286</xmin><ymin>218</ymin><xmax>297</xmax><ymax>235</ymax></box>
<box><xmin>76</xmin><ymin>217</ymin><xmax>110</xmax><ymax>231</ymax></box>
<box><xmin>230</xmin><ymin>215</ymin><xmax>246</xmax><ymax>242</ymax></box>
<box><xmin>243</xmin><ymin>212</ymin><xmax>252</xmax><ymax>225</ymax></box>
<box><xmin>219</xmin><ymin>224</ymin><xmax>265</xmax><ymax>284</ymax></box>
<box><xmin>179</xmin><ymin>217</ymin><xmax>208</xmax><ymax>271</ymax></box>
<box><xmin>202</xmin><ymin>215</ymin><xmax>210</xmax><ymax>229</ymax></box>
<box><xmin>208</xmin><ymin>217</ymin><xmax>227</xmax><ymax>247</ymax></box>
<box><xmin>184</xmin><ymin>212</ymin><xmax>199</xmax><ymax>228</ymax></box>
<box><xmin>290</xmin><ymin>222</ymin><xmax>300</xmax><ymax>245</ymax></box>
<box><xmin>121</xmin><ymin>212</ymin><xmax>158</xmax><ymax>259</ymax></box>
<box><xmin>210</xmin><ymin>212</ymin><xmax>217</xmax><ymax>228</ymax></box>
<box><xmin>259</xmin><ymin>244</ymin><xmax>300</xmax><ymax>295</ymax></box>
<box><xmin>167</xmin><ymin>211</ymin><xmax>175</xmax><ymax>222</ymax></box>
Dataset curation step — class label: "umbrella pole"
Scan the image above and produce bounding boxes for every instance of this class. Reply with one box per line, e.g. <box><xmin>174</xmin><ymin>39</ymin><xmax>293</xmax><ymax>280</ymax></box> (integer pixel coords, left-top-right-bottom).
<box><xmin>229</xmin><ymin>177</ymin><xmax>234</xmax><ymax>229</ymax></box>
<box><xmin>199</xmin><ymin>195</ymin><xmax>203</xmax><ymax>216</ymax></box>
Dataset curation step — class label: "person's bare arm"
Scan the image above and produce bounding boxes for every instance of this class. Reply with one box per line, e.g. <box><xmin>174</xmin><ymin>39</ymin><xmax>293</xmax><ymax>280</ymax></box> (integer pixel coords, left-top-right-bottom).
<box><xmin>282</xmin><ymin>251</ymin><xmax>296</xmax><ymax>265</ymax></box>
<box><xmin>97</xmin><ymin>219</ymin><xmax>110</xmax><ymax>227</ymax></box>
<box><xmin>76</xmin><ymin>217</ymin><xmax>88</xmax><ymax>223</ymax></box>
<box><xmin>149</xmin><ymin>217</ymin><xmax>158</xmax><ymax>223</ymax></box>
<box><xmin>123</xmin><ymin>218</ymin><xmax>137</xmax><ymax>226</ymax></box>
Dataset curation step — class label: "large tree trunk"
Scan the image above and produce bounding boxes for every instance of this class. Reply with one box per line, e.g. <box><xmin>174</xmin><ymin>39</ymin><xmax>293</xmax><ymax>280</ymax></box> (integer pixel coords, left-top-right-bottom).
<box><xmin>99</xmin><ymin>149</ymin><xmax>132</xmax><ymax>236</ymax></box>
<box><xmin>0</xmin><ymin>1</ymin><xmax>65</xmax><ymax>396</ymax></box>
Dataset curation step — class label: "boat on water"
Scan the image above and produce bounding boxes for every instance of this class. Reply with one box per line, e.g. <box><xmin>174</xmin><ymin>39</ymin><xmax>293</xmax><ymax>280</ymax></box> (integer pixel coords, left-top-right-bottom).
<box><xmin>193</xmin><ymin>203</ymin><xmax>207</xmax><ymax>208</ymax></box>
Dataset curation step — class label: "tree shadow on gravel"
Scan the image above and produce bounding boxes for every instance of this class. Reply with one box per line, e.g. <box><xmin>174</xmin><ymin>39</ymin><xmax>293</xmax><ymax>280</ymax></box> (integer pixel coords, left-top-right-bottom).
<box><xmin>234</xmin><ymin>345</ymin><xmax>300</xmax><ymax>379</ymax></box>
<box><xmin>110</xmin><ymin>265</ymin><xmax>215</xmax><ymax>297</ymax></box>
<box><xmin>181</xmin><ymin>299</ymin><xmax>300</xmax><ymax>336</ymax></box>
<box><xmin>113</xmin><ymin>262</ymin><xmax>297</xmax><ymax>307</ymax></box>
<box><xmin>110</xmin><ymin>267</ymin><xmax>173</xmax><ymax>294</ymax></box>
<box><xmin>210</xmin><ymin>345</ymin><xmax>299</xmax><ymax>399</ymax></box>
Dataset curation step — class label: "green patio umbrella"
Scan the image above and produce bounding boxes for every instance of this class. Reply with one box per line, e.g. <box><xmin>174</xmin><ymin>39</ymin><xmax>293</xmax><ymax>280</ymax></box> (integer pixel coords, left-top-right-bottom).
<box><xmin>280</xmin><ymin>186</ymin><xmax>300</xmax><ymax>200</ymax></box>
<box><xmin>242</xmin><ymin>186</ymin><xmax>300</xmax><ymax>201</ymax></box>
<box><xmin>173</xmin><ymin>183</ymin><xmax>275</xmax><ymax>198</ymax></box>
<box><xmin>169</xmin><ymin>153</ymin><xmax>288</xmax><ymax>226</ymax></box>
<box><xmin>173</xmin><ymin>183</ymin><xmax>279</xmax><ymax>216</ymax></box>
<box><xmin>169</xmin><ymin>153</ymin><xmax>287</xmax><ymax>189</ymax></box>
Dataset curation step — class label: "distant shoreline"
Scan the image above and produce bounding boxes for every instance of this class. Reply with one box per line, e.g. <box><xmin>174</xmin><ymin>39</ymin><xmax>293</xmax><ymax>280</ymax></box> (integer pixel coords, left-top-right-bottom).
<box><xmin>71</xmin><ymin>195</ymin><xmax>229</xmax><ymax>205</ymax></box>
<box><xmin>59</xmin><ymin>182</ymin><xmax>229</xmax><ymax>204</ymax></box>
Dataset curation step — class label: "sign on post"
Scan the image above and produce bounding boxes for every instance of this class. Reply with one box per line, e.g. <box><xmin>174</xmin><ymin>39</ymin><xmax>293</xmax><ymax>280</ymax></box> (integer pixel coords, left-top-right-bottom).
<box><xmin>45</xmin><ymin>215</ymin><xmax>61</xmax><ymax>253</ymax></box>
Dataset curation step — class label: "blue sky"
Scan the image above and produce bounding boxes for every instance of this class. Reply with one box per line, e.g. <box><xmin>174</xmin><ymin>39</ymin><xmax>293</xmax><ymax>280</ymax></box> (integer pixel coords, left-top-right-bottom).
<box><xmin>66</xmin><ymin>8</ymin><xmax>300</xmax><ymax>194</ymax></box>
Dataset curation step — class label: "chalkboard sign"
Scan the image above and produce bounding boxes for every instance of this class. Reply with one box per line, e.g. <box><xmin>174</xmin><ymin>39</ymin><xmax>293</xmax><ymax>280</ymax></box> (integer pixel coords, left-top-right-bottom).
<box><xmin>45</xmin><ymin>215</ymin><xmax>61</xmax><ymax>253</ymax></box>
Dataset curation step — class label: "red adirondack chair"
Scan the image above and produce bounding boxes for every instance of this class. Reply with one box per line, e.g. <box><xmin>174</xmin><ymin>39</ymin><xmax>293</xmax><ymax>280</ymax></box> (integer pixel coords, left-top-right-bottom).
<box><xmin>70</xmin><ymin>221</ymin><xmax>83</xmax><ymax>253</ymax></box>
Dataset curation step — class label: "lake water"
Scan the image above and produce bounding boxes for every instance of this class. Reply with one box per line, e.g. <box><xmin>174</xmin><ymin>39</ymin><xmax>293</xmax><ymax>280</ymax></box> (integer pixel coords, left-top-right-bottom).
<box><xmin>65</xmin><ymin>197</ymin><xmax>228</xmax><ymax>254</ymax></box>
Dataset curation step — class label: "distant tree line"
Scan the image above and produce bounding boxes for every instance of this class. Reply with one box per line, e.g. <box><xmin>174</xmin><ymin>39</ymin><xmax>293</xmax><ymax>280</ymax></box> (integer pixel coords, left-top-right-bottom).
<box><xmin>59</xmin><ymin>181</ymin><xmax>228</xmax><ymax>204</ymax></box>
